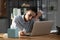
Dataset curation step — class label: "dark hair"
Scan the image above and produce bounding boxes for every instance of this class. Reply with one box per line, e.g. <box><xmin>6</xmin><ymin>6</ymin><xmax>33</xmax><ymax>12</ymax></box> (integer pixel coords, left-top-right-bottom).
<box><xmin>26</xmin><ymin>7</ymin><xmax>37</xmax><ymax>15</ymax></box>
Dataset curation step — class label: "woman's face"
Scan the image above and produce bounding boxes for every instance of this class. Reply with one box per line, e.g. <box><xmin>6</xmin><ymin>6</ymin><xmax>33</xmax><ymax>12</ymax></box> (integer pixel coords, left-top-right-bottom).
<box><xmin>25</xmin><ymin>10</ymin><xmax>36</xmax><ymax>21</ymax></box>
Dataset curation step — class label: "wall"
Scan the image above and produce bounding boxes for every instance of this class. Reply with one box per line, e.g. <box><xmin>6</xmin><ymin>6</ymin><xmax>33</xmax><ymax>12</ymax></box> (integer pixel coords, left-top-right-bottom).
<box><xmin>42</xmin><ymin>0</ymin><xmax>58</xmax><ymax>30</ymax></box>
<box><xmin>0</xmin><ymin>19</ymin><xmax>9</xmax><ymax>33</ymax></box>
<box><xmin>56</xmin><ymin>0</ymin><xmax>60</xmax><ymax>27</ymax></box>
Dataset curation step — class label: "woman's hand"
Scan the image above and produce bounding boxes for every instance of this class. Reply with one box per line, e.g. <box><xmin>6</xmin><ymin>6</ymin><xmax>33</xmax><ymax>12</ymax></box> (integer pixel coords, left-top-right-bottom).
<box><xmin>19</xmin><ymin>31</ymin><xmax>25</xmax><ymax>36</ymax></box>
<box><xmin>36</xmin><ymin>12</ymin><xmax>42</xmax><ymax>19</ymax></box>
<box><xmin>34</xmin><ymin>12</ymin><xmax>42</xmax><ymax>21</ymax></box>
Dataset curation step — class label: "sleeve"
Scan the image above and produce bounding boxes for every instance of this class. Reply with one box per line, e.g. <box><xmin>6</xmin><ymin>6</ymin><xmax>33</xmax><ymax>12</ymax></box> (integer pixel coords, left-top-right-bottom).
<box><xmin>28</xmin><ymin>19</ymin><xmax>34</xmax><ymax>32</ymax></box>
<box><xmin>10</xmin><ymin>16</ymin><xmax>23</xmax><ymax>31</ymax></box>
<box><xmin>30</xmin><ymin>18</ymin><xmax>39</xmax><ymax>30</ymax></box>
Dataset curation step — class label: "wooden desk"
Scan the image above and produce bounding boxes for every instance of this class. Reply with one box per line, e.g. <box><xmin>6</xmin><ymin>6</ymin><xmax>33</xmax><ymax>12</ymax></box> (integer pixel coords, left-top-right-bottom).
<box><xmin>0</xmin><ymin>33</ymin><xmax>60</xmax><ymax>40</ymax></box>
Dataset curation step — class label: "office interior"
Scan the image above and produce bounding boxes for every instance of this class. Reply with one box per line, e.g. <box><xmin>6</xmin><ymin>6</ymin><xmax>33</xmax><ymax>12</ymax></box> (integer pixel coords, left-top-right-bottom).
<box><xmin>0</xmin><ymin>0</ymin><xmax>60</xmax><ymax>40</ymax></box>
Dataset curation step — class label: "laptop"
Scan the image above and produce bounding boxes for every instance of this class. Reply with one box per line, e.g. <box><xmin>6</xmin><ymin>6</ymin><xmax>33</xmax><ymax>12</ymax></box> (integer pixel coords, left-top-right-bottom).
<box><xmin>26</xmin><ymin>21</ymin><xmax>54</xmax><ymax>36</ymax></box>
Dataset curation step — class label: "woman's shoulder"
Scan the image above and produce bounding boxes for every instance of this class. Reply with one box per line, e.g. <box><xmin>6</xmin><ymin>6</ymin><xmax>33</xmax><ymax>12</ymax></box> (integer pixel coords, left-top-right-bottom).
<box><xmin>14</xmin><ymin>15</ymin><xmax>22</xmax><ymax>19</ymax></box>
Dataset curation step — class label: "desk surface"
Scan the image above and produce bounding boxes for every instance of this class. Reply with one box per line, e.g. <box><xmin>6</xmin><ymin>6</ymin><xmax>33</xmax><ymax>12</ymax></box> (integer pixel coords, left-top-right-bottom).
<box><xmin>0</xmin><ymin>33</ymin><xmax>60</xmax><ymax>40</ymax></box>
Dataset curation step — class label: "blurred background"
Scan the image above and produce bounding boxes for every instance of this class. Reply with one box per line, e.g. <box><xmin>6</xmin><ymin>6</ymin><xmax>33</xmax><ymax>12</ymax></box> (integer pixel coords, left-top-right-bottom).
<box><xmin>0</xmin><ymin>0</ymin><xmax>60</xmax><ymax>33</ymax></box>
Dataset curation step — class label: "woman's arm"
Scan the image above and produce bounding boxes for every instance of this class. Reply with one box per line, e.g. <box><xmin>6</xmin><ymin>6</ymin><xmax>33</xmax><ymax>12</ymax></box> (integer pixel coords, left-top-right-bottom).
<box><xmin>10</xmin><ymin>16</ymin><xmax>26</xmax><ymax>36</ymax></box>
<box><xmin>34</xmin><ymin>11</ymin><xmax>42</xmax><ymax>21</ymax></box>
